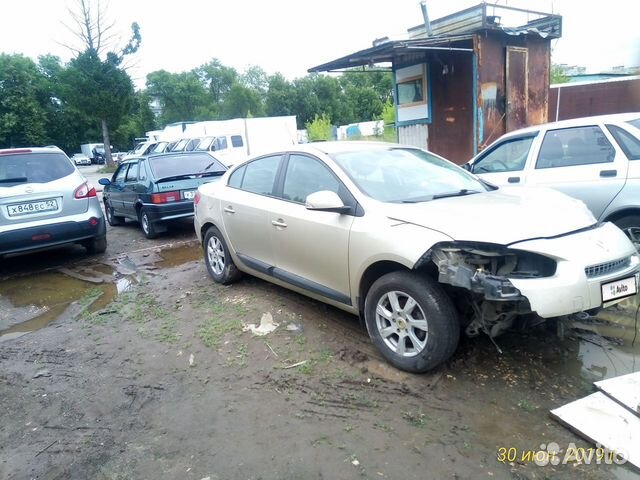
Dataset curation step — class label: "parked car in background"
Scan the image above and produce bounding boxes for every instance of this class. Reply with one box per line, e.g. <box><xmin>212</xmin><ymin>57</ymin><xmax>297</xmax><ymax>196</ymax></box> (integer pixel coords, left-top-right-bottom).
<box><xmin>0</xmin><ymin>147</ymin><xmax>106</xmax><ymax>256</ymax></box>
<box><xmin>466</xmin><ymin>113</ymin><xmax>640</xmax><ymax>251</ymax></box>
<box><xmin>194</xmin><ymin>142</ymin><xmax>639</xmax><ymax>373</ymax></box>
<box><xmin>71</xmin><ymin>153</ymin><xmax>92</xmax><ymax>166</ymax></box>
<box><xmin>100</xmin><ymin>151</ymin><xmax>227</xmax><ymax>239</ymax></box>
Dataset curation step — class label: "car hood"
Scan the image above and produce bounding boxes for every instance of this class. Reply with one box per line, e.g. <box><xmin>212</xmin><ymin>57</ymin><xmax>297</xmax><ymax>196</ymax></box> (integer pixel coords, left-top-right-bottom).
<box><xmin>381</xmin><ymin>187</ymin><xmax>597</xmax><ymax>245</ymax></box>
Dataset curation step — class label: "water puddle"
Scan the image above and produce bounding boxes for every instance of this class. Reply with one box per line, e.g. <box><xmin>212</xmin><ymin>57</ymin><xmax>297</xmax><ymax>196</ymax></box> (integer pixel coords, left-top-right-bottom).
<box><xmin>566</xmin><ymin>294</ymin><xmax>640</xmax><ymax>381</ymax></box>
<box><xmin>0</xmin><ymin>243</ymin><xmax>201</xmax><ymax>342</ymax></box>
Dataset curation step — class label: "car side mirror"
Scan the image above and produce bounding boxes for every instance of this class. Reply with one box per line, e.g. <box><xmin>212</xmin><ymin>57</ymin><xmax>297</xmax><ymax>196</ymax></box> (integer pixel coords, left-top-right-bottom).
<box><xmin>305</xmin><ymin>191</ymin><xmax>351</xmax><ymax>214</ymax></box>
<box><xmin>98</xmin><ymin>178</ymin><xmax>111</xmax><ymax>186</ymax></box>
<box><xmin>462</xmin><ymin>163</ymin><xmax>472</xmax><ymax>172</ymax></box>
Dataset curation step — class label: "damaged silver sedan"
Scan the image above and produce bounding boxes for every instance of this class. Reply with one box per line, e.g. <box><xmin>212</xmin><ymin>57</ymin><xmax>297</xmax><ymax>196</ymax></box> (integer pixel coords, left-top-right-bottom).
<box><xmin>194</xmin><ymin>142</ymin><xmax>640</xmax><ymax>373</ymax></box>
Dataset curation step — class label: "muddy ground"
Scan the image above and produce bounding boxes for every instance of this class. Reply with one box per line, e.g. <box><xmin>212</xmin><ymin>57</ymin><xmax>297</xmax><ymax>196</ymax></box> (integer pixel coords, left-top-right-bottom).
<box><xmin>1</xmin><ymin>204</ymin><xmax>639</xmax><ymax>479</ymax></box>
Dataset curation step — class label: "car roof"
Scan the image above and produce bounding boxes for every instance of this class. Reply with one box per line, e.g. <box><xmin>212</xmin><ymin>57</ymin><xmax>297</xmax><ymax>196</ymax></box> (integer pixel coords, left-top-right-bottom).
<box><xmin>0</xmin><ymin>146</ymin><xmax>64</xmax><ymax>155</ymax></box>
<box><xmin>500</xmin><ymin>112</ymin><xmax>640</xmax><ymax>138</ymax></box>
<box><xmin>285</xmin><ymin>141</ymin><xmax>417</xmax><ymax>156</ymax></box>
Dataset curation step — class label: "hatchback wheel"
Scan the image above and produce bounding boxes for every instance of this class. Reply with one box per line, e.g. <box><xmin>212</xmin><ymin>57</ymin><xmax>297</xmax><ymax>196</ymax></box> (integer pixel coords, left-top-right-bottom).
<box><xmin>204</xmin><ymin>226</ymin><xmax>241</xmax><ymax>284</ymax></box>
<box><xmin>139</xmin><ymin>208</ymin><xmax>159</xmax><ymax>239</ymax></box>
<box><xmin>364</xmin><ymin>271</ymin><xmax>459</xmax><ymax>373</ymax></box>
<box><xmin>613</xmin><ymin>215</ymin><xmax>640</xmax><ymax>252</ymax></box>
<box><xmin>105</xmin><ymin>201</ymin><xmax>124</xmax><ymax>226</ymax></box>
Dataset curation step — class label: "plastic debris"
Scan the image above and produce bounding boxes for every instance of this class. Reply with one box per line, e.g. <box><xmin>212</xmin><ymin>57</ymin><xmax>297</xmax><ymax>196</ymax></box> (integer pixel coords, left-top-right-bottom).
<box><xmin>244</xmin><ymin>312</ymin><xmax>279</xmax><ymax>336</ymax></box>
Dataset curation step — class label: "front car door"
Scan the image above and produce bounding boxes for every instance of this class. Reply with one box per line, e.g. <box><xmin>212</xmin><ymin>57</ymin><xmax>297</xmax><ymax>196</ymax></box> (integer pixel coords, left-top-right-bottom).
<box><xmin>220</xmin><ymin>154</ymin><xmax>283</xmax><ymax>272</ymax></box>
<box><xmin>121</xmin><ymin>160</ymin><xmax>140</xmax><ymax>216</ymax></box>
<box><xmin>525</xmin><ymin>124</ymin><xmax>628</xmax><ymax>220</ymax></box>
<box><xmin>108</xmin><ymin>162</ymin><xmax>130</xmax><ymax>213</ymax></box>
<box><xmin>269</xmin><ymin>153</ymin><xmax>355</xmax><ymax>304</ymax></box>
<box><xmin>470</xmin><ymin>133</ymin><xmax>538</xmax><ymax>186</ymax></box>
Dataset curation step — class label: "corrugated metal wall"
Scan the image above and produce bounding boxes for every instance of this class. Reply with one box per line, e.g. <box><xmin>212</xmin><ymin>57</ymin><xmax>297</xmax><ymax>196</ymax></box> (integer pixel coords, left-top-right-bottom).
<box><xmin>398</xmin><ymin>124</ymin><xmax>429</xmax><ymax>150</ymax></box>
<box><xmin>548</xmin><ymin>77</ymin><xmax>640</xmax><ymax>121</ymax></box>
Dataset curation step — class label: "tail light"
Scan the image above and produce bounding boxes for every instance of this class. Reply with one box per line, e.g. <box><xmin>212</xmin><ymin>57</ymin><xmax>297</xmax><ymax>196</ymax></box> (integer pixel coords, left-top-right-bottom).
<box><xmin>194</xmin><ymin>191</ymin><xmax>201</xmax><ymax>205</ymax></box>
<box><xmin>151</xmin><ymin>191</ymin><xmax>179</xmax><ymax>204</ymax></box>
<box><xmin>74</xmin><ymin>182</ymin><xmax>97</xmax><ymax>199</ymax></box>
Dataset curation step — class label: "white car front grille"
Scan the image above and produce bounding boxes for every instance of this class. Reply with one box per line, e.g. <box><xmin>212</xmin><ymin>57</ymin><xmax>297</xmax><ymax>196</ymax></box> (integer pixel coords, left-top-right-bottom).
<box><xmin>584</xmin><ymin>257</ymin><xmax>631</xmax><ymax>279</ymax></box>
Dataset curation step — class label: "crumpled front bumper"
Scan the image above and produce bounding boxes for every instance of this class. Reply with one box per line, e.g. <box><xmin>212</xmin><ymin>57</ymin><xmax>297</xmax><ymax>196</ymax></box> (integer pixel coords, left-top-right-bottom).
<box><xmin>508</xmin><ymin>222</ymin><xmax>639</xmax><ymax>318</ymax></box>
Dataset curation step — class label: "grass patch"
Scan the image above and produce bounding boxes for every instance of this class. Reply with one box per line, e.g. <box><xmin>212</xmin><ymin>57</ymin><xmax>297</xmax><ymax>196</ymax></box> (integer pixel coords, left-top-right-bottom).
<box><xmin>198</xmin><ymin>316</ymin><xmax>242</xmax><ymax>348</ymax></box>
<box><xmin>402</xmin><ymin>410</ymin><xmax>429</xmax><ymax>428</ymax></box>
<box><xmin>517</xmin><ymin>399</ymin><xmax>536</xmax><ymax>412</ymax></box>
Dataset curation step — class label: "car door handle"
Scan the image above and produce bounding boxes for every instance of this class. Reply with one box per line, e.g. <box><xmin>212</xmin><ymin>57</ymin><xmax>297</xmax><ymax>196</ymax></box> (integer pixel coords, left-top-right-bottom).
<box><xmin>600</xmin><ymin>169</ymin><xmax>617</xmax><ymax>177</ymax></box>
<box><xmin>507</xmin><ymin>176</ymin><xmax>520</xmax><ymax>183</ymax></box>
<box><xmin>224</xmin><ymin>206</ymin><xmax>235</xmax><ymax>214</ymax></box>
<box><xmin>271</xmin><ymin>219</ymin><xmax>287</xmax><ymax>228</ymax></box>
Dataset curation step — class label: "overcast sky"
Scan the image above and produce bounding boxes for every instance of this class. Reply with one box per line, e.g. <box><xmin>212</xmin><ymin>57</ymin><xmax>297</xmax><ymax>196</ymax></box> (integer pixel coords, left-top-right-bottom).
<box><xmin>1</xmin><ymin>0</ymin><xmax>639</xmax><ymax>89</ymax></box>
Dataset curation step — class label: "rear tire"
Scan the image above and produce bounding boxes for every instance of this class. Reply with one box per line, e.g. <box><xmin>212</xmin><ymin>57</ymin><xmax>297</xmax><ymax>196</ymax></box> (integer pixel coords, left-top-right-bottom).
<box><xmin>84</xmin><ymin>235</ymin><xmax>107</xmax><ymax>254</ymax></box>
<box><xmin>139</xmin><ymin>208</ymin><xmax>159</xmax><ymax>239</ymax></box>
<box><xmin>364</xmin><ymin>271</ymin><xmax>460</xmax><ymax>373</ymax></box>
<box><xmin>203</xmin><ymin>226</ymin><xmax>241</xmax><ymax>285</ymax></box>
<box><xmin>613</xmin><ymin>215</ymin><xmax>640</xmax><ymax>252</ymax></box>
<box><xmin>105</xmin><ymin>201</ymin><xmax>124</xmax><ymax>226</ymax></box>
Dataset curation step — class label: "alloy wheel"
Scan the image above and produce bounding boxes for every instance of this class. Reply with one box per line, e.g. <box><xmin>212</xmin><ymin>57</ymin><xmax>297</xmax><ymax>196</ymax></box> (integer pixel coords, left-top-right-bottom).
<box><xmin>375</xmin><ymin>290</ymin><xmax>429</xmax><ymax>358</ymax></box>
<box><xmin>207</xmin><ymin>235</ymin><xmax>225</xmax><ymax>275</ymax></box>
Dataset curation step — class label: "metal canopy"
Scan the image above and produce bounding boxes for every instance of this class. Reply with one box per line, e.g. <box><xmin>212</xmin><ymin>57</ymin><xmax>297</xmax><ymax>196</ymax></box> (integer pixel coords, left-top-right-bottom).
<box><xmin>308</xmin><ymin>36</ymin><xmax>474</xmax><ymax>73</ymax></box>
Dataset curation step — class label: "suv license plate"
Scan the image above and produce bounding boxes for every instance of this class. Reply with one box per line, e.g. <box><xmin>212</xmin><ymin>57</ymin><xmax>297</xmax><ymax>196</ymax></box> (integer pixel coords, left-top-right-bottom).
<box><xmin>183</xmin><ymin>190</ymin><xmax>196</xmax><ymax>200</ymax></box>
<box><xmin>7</xmin><ymin>199</ymin><xmax>58</xmax><ymax>217</ymax></box>
<box><xmin>601</xmin><ymin>276</ymin><xmax>637</xmax><ymax>303</ymax></box>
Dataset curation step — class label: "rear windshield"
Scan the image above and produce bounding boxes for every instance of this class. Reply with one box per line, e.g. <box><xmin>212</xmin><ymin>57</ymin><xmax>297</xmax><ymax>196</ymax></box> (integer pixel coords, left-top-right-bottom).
<box><xmin>148</xmin><ymin>153</ymin><xmax>226</xmax><ymax>179</ymax></box>
<box><xmin>0</xmin><ymin>152</ymin><xmax>75</xmax><ymax>187</ymax></box>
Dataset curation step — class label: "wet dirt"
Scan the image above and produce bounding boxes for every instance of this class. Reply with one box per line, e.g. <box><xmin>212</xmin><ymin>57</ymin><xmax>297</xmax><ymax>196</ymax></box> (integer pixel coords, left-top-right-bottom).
<box><xmin>1</xmin><ymin>244</ymin><xmax>638</xmax><ymax>479</ymax></box>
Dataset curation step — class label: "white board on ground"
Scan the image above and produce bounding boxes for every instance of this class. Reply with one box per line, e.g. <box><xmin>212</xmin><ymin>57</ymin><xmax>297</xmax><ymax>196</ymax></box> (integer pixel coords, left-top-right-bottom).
<box><xmin>550</xmin><ymin>392</ymin><xmax>640</xmax><ymax>469</ymax></box>
<box><xmin>595</xmin><ymin>371</ymin><xmax>640</xmax><ymax>417</ymax></box>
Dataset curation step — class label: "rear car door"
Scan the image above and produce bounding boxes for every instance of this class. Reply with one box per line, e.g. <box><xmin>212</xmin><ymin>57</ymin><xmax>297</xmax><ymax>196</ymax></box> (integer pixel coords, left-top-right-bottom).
<box><xmin>525</xmin><ymin>124</ymin><xmax>628</xmax><ymax>220</ymax></box>
<box><xmin>269</xmin><ymin>154</ymin><xmax>355</xmax><ymax>304</ymax></box>
<box><xmin>220</xmin><ymin>155</ymin><xmax>283</xmax><ymax>271</ymax></box>
<box><xmin>470</xmin><ymin>133</ymin><xmax>538</xmax><ymax>186</ymax></box>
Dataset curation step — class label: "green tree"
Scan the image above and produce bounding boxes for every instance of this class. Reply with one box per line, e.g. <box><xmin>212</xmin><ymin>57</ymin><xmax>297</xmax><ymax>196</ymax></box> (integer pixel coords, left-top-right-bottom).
<box><xmin>550</xmin><ymin>64</ymin><xmax>569</xmax><ymax>84</ymax></box>
<box><xmin>0</xmin><ymin>54</ymin><xmax>48</xmax><ymax>147</ymax></box>
<box><xmin>305</xmin><ymin>114</ymin><xmax>332</xmax><ymax>142</ymax></box>
<box><xmin>265</xmin><ymin>73</ymin><xmax>295</xmax><ymax>117</ymax></box>
<box><xmin>147</xmin><ymin>70</ymin><xmax>213</xmax><ymax>124</ymax></box>
<box><xmin>61</xmin><ymin>50</ymin><xmax>135</xmax><ymax>165</ymax></box>
<box><xmin>196</xmin><ymin>58</ymin><xmax>238</xmax><ymax>112</ymax></box>
<box><xmin>222</xmin><ymin>83</ymin><xmax>265</xmax><ymax>118</ymax></box>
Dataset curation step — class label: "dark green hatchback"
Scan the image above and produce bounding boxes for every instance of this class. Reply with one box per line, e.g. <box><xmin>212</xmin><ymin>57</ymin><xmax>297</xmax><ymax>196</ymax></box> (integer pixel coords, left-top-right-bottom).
<box><xmin>99</xmin><ymin>151</ymin><xmax>226</xmax><ymax>238</ymax></box>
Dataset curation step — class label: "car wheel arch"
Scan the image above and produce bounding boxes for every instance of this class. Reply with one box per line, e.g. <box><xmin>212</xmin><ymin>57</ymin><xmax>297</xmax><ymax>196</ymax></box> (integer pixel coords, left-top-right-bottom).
<box><xmin>604</xmin><ymin>207</ymin><xmax>640</xmax><ymax>224</ymax></box>
<box><xmin>357</xmin><ymin>260</ymin><xmax>412</xmax><ymax>319</ymax></box>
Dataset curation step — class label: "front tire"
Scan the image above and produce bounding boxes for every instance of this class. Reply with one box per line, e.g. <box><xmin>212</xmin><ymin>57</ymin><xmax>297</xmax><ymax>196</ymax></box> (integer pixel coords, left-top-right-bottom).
<box><xmin>613</xmin><ymin>215</ymin><xmax>640</xmax><ymax>252</ymax></box>
<box><xmin>203</xmin><ymin>226</ymin><xmax>241</xmax><ymax>284</ymax></box>
<box><xmin>364</xmin><ymin>271</ymin><xmax>460</xmax><ymax>373</ymax></box>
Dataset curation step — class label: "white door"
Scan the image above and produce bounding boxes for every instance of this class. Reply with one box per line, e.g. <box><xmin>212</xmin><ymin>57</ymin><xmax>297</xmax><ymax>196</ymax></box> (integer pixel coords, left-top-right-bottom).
<box><xmin>525</xmin><ymin>124</ymin><xmax>629</xmax><ymax>220</ymax></box>
<box><xmin>471</xmin><ymin>133</ymin><xmax>538</xmax><ymax>186</ymax></box>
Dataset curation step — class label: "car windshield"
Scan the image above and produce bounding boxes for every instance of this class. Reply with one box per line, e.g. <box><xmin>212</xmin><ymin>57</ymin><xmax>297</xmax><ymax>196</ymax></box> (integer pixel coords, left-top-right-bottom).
<box><xmin>148</xmin><ymin>153</ymin><xmax>226</xmax><ymax>179</ymax></box>
<box><xmin>626</xmin><ymin>118</ymin><xmax>640</xmax><ymax>130</ymax></box>
<box><xmin>0</xmin><ymin>152</ymin><xmax>75</xmax><ymax>187</ymax></box>
<box><xmin>331</xmin><ymin>147</ymin><xmax>488</xmax><ymax>203</ymax></box>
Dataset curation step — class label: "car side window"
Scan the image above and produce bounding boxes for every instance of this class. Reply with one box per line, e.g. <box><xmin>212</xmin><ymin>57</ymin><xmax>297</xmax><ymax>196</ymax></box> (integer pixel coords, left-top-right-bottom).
<box><xmin>606</xmin><ymin>124</ymin><xmax>640</xmax><ymax>160</ymax></box>
<box><xmin>113</xmin><ymin>164</ymin><xmax>128</xmax><ymax>183</ymax></box>
<box><xmin>231</xmin><ymin>135</ymin><xmax>244</xmax><ymax>148</ymax></box>
<box><xmin>239</xmin><ymin>155</ymin><xmax>281</xmax><ymax>195</ymax></box>
<box><xmin>535</xmin><ymin>126</ymin><xmax>615</xmax><ymax>169</ymax></box>
<box><xmin>214</xmin><ymin>137</ymin><xmax>228</xmax><ymax>151</ymax></box>
<box><xmin>125</xmin><ymin>161</ymin><xmax>138</xmax><ymax>182</ymax></box>
<box><xmin>282</xmin><ymin>154</ymin><xmax>341</xmax><ymax>203</ymax></box>
<box><xmin>228</xmin><ymin>165</ymin><xmax>246</xmax><ymax>188</ymax></box>
<box><xmin>472</xmin><ymin>136</ymin><xmax>535</xmax><ymax>173</ymax></box>
<box><xmin>138</xmin><ymin>160</ymin><xmax>148</xmax><ymax>181</ymax></box>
